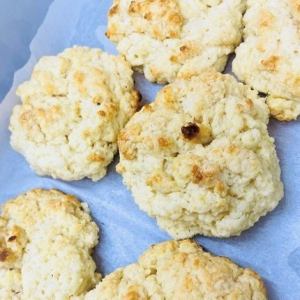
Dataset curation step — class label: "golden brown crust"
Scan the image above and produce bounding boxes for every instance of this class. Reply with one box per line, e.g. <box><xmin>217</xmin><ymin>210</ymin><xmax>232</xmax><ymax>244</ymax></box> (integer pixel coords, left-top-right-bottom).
<box><xmin>0</xmin><ymin>189</ymin><xmax>100</xmax><ymax>299</ymax></box>
<box><xmin>233</xmin><ymin>0</ymin><xmax>300</xmax><ymax>121</ymax></box>
<box><xmin>107</xmin><ymin>0</ymin><xmax>246</xmax><ymax>83</ymax></box>
<box><xmin>9</xmin><ymin>47</ymin><xmax>139</xmax><ymax>181</ymax></box>
<box><xmin>117</xmin><ymin>70</ymin><xmax>283</xmax><ymax>238</ymax></box>
<box><xmin>84</xmin><ymin>240</ymin><xmax>267</xmax><ymax>300</ymax></box>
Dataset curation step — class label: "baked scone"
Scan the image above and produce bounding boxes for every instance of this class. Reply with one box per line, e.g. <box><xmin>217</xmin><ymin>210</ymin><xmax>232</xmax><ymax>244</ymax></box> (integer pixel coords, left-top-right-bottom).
<box><xmin>117</xmin><ymin>70</ymin><xmax>283</xmax><ymax>238</ymax></box>
<box><xmin>9</xmin><ymin>47</ymin><xmax>140</xmax><ymax>181</ymax></box>
<box><xmin>106</xmin><ymin>0</ymin><xmax>246</xmax><ymax>83</ymax></box>
<box><xmin>84</xmin><ymin>239</ymin><xmax>267</xmax><ymax>300</ymax></box>
<box><xmin>0</xmin><ymin>189</ymin><xmax>100</xmax><ymax>299</ymax></box>
<box><xmin>233</xmin><ymin>0</ymin><xmax>300</xmax><ymax>121</ymax></box>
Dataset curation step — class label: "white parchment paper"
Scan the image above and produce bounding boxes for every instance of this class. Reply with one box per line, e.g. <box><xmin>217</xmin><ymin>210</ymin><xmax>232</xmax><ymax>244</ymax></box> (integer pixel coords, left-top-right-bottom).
<box><xmin>0</xmin><ymin>1</ymin><xmax>299</xmax><ymax>298</ymax></box>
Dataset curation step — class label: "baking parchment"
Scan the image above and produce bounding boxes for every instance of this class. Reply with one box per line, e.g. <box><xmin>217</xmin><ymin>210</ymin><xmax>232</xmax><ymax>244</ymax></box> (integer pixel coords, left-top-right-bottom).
<box><xmin>0</xmin><ymin>1</ymin><xmax>299</xmax><ymax>298</ymax></box>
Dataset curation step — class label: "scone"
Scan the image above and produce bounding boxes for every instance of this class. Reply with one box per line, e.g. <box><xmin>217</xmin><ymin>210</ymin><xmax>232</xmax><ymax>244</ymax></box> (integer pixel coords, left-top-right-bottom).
<box><xmin>106</xmin><ymin>0</ymin><xmax>246</xmax><ymax>83</ymax></box>
<box><xmin>117</xmin><ymin>70</ymin><xmax>283</xmax><ymax>238</ymax></box>
<box><xmin>233</xmin><ymin>0</ymin><xmax>300</xmax><ymax>121</ymax></box>
<box><xmin>9</xmin><ymin>47</ymin><xmax>140</xmax><ymax>181</ymax></box>
<box><xmin>0</xmin><ymin>189</ymin><xmax>100</xmax><ymax>299</ymax></box>
<box><xmin>84</xmin><ymin>239</ymin><xmax>267</xmax><ymax>300</ymax></box>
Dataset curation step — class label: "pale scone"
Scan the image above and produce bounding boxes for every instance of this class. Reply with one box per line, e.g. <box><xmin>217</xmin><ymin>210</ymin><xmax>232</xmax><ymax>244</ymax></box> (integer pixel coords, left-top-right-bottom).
<box><xmin>106</xmin><ymin>0</ymin><xmax>246</xmax><ymax>84</ymax></box>
<box><xmin>233</xmin><ymin>0</ymin><xmax>300</xmax><ymax>121</ymax></box>
<box><xmin>84</xmin><ymin>239</ymin><xmax>267</xmax><ymax>300</ymax></box>
<box><xmin>117</xmin><ymin>70</ymin><xmax>283</xmax><ymax>238</ymax></box>
<box><xmin>0</xmin><ymin>189</ymin><xmax>100</xmax><ymax>300</ymax></box>
<box><xmin>9</xmin><ymin>47</ymin><xmax>140</xmax><ymax>181</ymax></box>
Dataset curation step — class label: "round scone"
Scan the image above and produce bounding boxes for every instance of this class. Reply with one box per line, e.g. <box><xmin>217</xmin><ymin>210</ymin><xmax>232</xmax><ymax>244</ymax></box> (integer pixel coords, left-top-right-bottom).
<box><xmin>0</xmin><ymin>189</ymin><xmax>100</xmax><ymax>299</ymax></box>
<box><xmin>117</xmin><ymin>70</ymin><xmax>284</xmax><ymax>238</ymax></box>
<box><xmin>233</xmin><ymin>0</ymin><xmax>300</xmax><ymax>121</ymax></box>
<box><xmin>84</xmin><ymin>239</ymin><xmax>267</xmax><ymax>300</ymax></box>
<box><xmin>106</xmin><ymin>0</ymin><xmax>246</xmax><ymax>83</ymax></box>
<box><xmin>9</xmin><ymin>47</ymin><xmax>140</xmax><ymax>181</ymax></box>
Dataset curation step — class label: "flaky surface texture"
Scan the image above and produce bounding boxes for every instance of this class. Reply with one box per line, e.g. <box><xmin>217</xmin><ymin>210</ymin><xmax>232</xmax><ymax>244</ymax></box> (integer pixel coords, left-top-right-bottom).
<box><xmin>84</xmin><ymin>239</ymin><xmax>267</xmax><ymax>300</ymax></box>
<box><xmin>233</xmin><ymin>0</ymin><xmax>300</xmax><ymax>121</ymax></box>
<box><xmin>117</xmin><ymin>70</ymin><xmax>283</xmax><ymax>238</ymax></box>
<box><xmin>107</xmin><ymin>0</ymin><xmax>246</xmax><ymax>84</ymax></box>
<box><xmin>9</xmin><ymin>47</ymin><xmax>140</xmax><ymax>181</ymax></box>
<box><xmin>0</xmin><ymin>189</ymin><xmax>100</xmax><ymax>300</ymax></box>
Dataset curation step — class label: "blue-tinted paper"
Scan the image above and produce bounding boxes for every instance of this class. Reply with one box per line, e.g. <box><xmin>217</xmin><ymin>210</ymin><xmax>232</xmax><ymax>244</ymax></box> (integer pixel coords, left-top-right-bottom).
<box><xmin>0</xmin><ymin>1</ymin><xmax>299</xmax><ymax>298</ymax></box>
